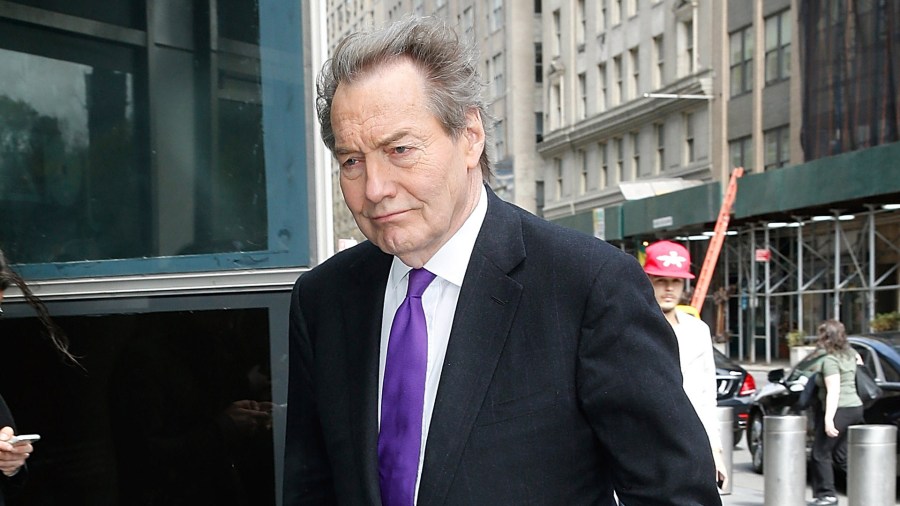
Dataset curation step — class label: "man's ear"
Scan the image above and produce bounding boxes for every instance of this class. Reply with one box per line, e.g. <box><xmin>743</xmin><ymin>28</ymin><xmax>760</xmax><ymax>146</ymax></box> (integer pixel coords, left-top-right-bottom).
<box><xmin>463</xmin><ymin>109</ymin><xmax>485</xmax><ymax>170</ymax></box>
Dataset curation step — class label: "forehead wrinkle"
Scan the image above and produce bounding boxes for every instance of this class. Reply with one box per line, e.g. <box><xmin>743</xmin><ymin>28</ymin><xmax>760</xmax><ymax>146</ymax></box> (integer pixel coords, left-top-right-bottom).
<box><xmin>335</xmin><ymin>110</ymin><xmax>425</xmax><ymax>154</ymax></box>
<box><xmin>374</xmin><ymin>128</ymin><xmax>416</xmax><ymax>148</ymax></box>
<box><xmin>331</xmin><ymin>71</ymin><xmax>432</xmax><ymax>153</ymax></box>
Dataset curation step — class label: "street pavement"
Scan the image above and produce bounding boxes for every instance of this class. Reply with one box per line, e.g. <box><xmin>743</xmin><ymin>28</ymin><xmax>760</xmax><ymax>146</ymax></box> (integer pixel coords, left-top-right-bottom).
<box><xmin>720</xmin><ymin>432</ymin><xmax>900</xmax><ymax>505</ymax></box>
<box><xmin>719</xmin><ymin>359</ymin><xmax>900</xmax><ymax>506</ymax></box>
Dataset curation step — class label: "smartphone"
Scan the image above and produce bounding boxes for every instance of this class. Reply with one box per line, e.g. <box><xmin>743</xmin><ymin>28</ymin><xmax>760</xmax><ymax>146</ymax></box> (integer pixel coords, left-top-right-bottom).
<box><xmin>8</xmin><ymin>434</ymin><xmax>40</xmax><ymax>446</ymax></box>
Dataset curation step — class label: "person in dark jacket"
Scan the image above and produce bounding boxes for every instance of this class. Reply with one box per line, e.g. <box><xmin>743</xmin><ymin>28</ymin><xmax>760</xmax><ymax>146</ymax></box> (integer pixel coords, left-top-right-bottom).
<box><xmin>0</xmin><ymin>394</ymin><xmax>29</xmax><ymax>505</ymax></box>
<box><xmin>0</xmin><ymin>248</ymin><xmax>80</xmax><ymax>503</ymax></box>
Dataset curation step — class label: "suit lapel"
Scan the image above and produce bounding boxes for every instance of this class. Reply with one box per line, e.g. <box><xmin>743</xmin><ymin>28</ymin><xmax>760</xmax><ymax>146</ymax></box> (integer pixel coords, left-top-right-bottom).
<box><xmin>418</xmin><ymin>190</ymin><xmax>525</xmax><ymax>505</ymax></box>
<box><xmin>342</xmin><ymin>246</ymin><xmax>392</xmax><ymax>504</ymax></box>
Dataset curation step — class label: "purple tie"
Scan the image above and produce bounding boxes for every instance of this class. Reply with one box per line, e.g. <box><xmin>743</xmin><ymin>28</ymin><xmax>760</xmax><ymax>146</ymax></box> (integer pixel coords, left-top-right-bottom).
<box><xmin>378</xmin><ymin>268</ymin><xmax>436</xmax><ymax>506</ymax></box>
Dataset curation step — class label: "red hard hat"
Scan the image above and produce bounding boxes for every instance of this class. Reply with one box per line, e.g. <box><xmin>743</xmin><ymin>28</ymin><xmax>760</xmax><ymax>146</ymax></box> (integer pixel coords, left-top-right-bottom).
<box><xmin>644</xmin><ymin>240</ymin><xmax>695</xmax><ymax>279</ymax></box>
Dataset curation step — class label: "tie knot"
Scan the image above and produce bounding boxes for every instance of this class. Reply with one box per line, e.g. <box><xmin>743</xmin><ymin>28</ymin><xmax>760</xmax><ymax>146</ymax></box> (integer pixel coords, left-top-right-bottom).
<box><xmin>406</xmin><ymin>268</ymin><xmax>435</xmax><ymax>298</ymax></box>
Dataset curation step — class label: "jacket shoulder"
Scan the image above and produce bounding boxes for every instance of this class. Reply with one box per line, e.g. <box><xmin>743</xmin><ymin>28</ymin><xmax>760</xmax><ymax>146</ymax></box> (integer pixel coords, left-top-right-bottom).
<box><xmin>293</xmin><ymin>241</ymin><xmax>388</xmax><ymax>292</ymax></box>
<box><xmin>514</xmin><ymin>203</ymin><xmax>636</xmax><ymax>269</ymax></box>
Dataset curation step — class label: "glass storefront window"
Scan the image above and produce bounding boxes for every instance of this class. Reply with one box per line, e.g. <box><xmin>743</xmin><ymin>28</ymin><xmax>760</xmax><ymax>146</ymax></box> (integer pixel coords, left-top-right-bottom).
<box><xmin>11</xmin><ymin>0</ymin><xmax>146</xmax><ymax>29</ymax></box>
<box><xmin>0</xmin><ymin>303</ymin><xmax>283</xmax><ymax>505</ymax></box>
<box><xmin>0</xmin><ymin>27</ymin><xmax>148</xmax><ymax>264</ymax></box>
<box><xmin>1</xmin><ymin>0</ymin><xmax>309</xmax><ymax>277</ymax></box>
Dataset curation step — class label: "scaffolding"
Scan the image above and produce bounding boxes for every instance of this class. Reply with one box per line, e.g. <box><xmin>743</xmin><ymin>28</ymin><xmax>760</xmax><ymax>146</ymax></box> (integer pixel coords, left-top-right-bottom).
<box><xmin>715</xmin><ymin>206</ymin><xmax>900</xmax><ymax>363</ymax></box>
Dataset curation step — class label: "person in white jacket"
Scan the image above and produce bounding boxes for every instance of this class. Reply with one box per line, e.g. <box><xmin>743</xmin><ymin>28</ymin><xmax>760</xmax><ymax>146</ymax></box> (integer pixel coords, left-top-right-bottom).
<box><xmin>644</xmin><ymin>240</ymin><xmax>727</xmax><ymax>490</ymax></box>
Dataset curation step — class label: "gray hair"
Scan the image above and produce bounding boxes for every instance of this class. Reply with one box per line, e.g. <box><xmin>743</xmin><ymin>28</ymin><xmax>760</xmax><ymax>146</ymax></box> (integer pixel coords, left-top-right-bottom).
<box><xmin>316</xmin><ymin>16</ymin><xmax>493</xmax><ymax>179</ymax></box>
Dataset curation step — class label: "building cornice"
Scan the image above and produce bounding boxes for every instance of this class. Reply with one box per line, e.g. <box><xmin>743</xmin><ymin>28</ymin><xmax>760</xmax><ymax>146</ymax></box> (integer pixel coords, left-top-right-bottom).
<box><xmin>538</xmin><ymin>71</ymin><xmax>715</xmax><ymax>156</ymax></box>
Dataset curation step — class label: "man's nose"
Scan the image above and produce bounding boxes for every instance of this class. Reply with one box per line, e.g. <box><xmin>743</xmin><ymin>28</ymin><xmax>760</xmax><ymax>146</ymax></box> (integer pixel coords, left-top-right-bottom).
<box><xmin>364</xmin><ymin>155</ymin><xmax>396</xmax><ymax>202</ymax></box>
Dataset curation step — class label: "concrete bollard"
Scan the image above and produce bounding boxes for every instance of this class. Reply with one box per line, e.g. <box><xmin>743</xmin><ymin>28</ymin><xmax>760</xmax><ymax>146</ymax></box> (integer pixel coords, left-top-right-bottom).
<box><xmin>763</xmin><ymin>415</ymin><xmax>806</xmax><ymax>506</ymax></box>
<box><xmin>717</xmin><ymin>406</ymin><xmax>733</xmax><ymax>495</ymax></box>
<box><xmin>848</xmin><ymin>424</ymin><xmax>897</xmax><ymax>506</ymax></box>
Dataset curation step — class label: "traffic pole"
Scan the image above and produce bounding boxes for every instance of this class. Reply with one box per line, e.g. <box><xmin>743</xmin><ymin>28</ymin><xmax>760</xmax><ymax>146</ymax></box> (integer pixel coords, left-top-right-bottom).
<box><xmin>763</xmin><ymin>415</ymin><xmax>806</xmax><ymax>506</ymax></box>
<box><xmin>848</xmin><ymin>424</ymin><xmax>897</xmax><ymax>506</ymax></box>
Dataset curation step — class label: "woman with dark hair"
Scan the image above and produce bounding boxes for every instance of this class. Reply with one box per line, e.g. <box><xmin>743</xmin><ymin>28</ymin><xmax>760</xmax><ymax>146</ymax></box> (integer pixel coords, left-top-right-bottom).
<box><xmin>808</xmin><ymin>319</ymin><xmax>864</xmax><ymax>506</ymax></box>
<box><xmin>0</xmin><ymin>248</ymin><xmax>79</xmax><ymax>503</ymax></box>
<box><xmin>0</xmin><ymin>249</ymin><xmax>77</xmax><ymax>364</ymax></box>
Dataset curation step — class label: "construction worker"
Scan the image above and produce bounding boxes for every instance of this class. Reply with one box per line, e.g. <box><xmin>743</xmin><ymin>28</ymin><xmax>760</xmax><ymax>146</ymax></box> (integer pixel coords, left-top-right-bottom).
<box><xmin>644</xmin><ymin>240</ymin><xmax>727</xmax><ymax>491</ymax></box>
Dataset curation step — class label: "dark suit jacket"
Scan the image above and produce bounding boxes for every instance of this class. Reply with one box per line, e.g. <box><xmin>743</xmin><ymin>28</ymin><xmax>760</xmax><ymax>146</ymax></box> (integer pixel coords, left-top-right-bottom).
<box><xmin>284</xmin><ymin>188</ymin><xmax>721</xmax><ymax>505</ymax></box>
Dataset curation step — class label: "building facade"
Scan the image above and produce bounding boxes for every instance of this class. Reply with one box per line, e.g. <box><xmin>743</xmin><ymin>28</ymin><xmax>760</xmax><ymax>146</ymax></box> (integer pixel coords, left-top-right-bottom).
<box><xmin>540</xmin><ymin>0</ymin><xmax>899</xmax><ymax>363</ymax></box>
<box><xmin>538</xmin><ymin>0</ymin><xmax>719</xmax><ymax>222</ymax></box>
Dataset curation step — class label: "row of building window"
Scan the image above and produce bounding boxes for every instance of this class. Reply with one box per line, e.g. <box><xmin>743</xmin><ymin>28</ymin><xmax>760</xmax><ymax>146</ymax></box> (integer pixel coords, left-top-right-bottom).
<box><xmin>533</xmin><ymin>6</ymin><xmax>790</xmax><ymax>108</ymax></box>
<box><xmin>451</xmin><ymin>3</ymin><xmax>501</xmax><ymax>41</ymax></box>
<box><xmin>328</xmin><ymin>0</ymin><xmax>372</xmax><ymax>40</ymax></box>
<box><xmin>728</xmin><ymin>125</ymin><xmax>791</xmax><ymax>172</ymax></box>
<box><xmin>550</xmin><ymin>114</ymin><xmax>698</xmax><ymax>199</ymax></box>
<box><xmin>554</xmin><ymin>121</ymin><xmax>790</xmax><ymax>200</ymax></box>
<box><xmin>547</xmin><ymin>37</ymin><xmax>659</xmax><ymax>128</ymax></box>
<box><xmin>729</xmin><ymin>9</ymin><xmax>791</xmax><ymax>97</ymax></box>
<box><xmin>545</xmin><ymin>15</ymin><xmax>697</xmax><ymax>129</ymax></box>
<box><xmin>548</xmin><ymin>121</ymin><xmax>790</xmax><ymax>200</ymax></box>
<box><xmin>572</xmin><ymin>0</ymin><xmax>665</xmax><ymax>45</ymax></box>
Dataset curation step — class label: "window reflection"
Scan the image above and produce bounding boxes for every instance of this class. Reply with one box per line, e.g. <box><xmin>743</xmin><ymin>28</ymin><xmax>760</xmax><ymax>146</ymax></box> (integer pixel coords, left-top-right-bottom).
<box><xmin>0</xmin><ymin>1</ymin><xmax>272</xmax><ymax>265</ymax></box>
<box><xmin>0</xmin><ymin>40</ymin><xmax>146</xmax><ymax>264</ymax></box>
<box><xmin>11</xmin><ymin>0</ymin><xmax>145</xmax><ymax>29</ymax></box>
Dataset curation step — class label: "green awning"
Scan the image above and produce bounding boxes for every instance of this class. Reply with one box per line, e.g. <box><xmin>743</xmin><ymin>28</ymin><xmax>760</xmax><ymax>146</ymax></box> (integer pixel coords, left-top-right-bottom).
<box><xmin>621</xmin><ymin>182</ymin><xmax>722</xmax><ymax>237</ymax></box>
<box><xmin>549</xmin><ymin>205</ymin><xmax>623</xmax><ymax>241</ymax></box>
<box><xmin>551</xmin><ymin>211</ymin><xmax>594</xmax><ymax>236</ymax></box>
<box><xmin>602</xmin><ymin>205</ymin><xmax>623</xmax><ymax>241</ymax></box>
<box><xmin>734</xmin><ymin>141</ymin><xmax>900</xmax><ymax>218</ymax></box>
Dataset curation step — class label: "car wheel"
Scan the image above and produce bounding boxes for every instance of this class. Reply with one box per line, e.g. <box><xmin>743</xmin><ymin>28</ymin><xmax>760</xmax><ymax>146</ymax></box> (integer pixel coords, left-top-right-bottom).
<box><xmin>748</xmin><ymin>413</ymin><xmax>764</xmax><ymax>474</ymax></box>
<box><xmin>733</xmin><ymin>429</ymin><xmax>743</xmax><ymax>447</ymax></box>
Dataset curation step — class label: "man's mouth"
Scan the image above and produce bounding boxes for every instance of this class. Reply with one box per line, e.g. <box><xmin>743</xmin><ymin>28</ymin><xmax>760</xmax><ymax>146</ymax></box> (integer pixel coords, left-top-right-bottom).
<box><xmin>370</xmin><ymin>209</ymin><xmax>408</xmax><ymax>222</ymax></box>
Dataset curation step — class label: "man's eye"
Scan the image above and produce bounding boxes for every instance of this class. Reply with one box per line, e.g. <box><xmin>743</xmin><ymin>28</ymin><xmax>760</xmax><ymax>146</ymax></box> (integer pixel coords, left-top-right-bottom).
<box><xmin>393</xmin><ymin>146</ymin><xmax>410</xmax><ymax>154</ymax></box>
<box><xmin>342</xmin><ymin>158</ymin><xmax>359</xmax><ymax>167</ymax></box>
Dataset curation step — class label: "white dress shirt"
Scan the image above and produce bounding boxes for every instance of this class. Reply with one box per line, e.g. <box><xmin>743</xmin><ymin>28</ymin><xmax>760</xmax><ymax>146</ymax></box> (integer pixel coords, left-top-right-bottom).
<box><xmin>378</xmin><ymin>185</ymin><xmax>488</xmax><ymax>500</ymax></box>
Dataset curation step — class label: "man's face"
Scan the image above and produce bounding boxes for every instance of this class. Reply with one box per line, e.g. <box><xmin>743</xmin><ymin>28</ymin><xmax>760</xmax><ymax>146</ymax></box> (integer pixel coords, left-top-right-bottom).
<box><xmin>330</xmin><ymin>59</ymin><xmax>485</xmax><ymax>268</ymax></box>
<box><xmin>649</xmin><ymin>275</ymin><xmax>685</xmax><ymax>314</ymax></box>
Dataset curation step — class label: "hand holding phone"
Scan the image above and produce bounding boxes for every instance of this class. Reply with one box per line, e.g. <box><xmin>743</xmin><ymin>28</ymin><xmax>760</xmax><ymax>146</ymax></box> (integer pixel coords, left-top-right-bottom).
<box><xmin>7</xmin><ymin>434</ymin><xmax>40</xmax><ymax>446</ymax></box>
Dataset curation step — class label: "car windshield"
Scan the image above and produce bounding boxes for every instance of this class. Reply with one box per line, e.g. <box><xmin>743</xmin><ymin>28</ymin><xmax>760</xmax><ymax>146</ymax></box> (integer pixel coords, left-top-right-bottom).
<box><xmin>787</xmin><ymin>349</ymin><xmax>826</xmax><ymax>382</ymax></box>
<box><xmin>890</xmin><ymin>341</ymin><xmax>900</xmax><ymax>357</ymax></box>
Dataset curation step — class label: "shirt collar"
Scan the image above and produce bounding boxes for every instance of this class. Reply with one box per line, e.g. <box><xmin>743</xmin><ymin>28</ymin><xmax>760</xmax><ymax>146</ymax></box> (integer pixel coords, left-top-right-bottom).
<box><xmin>390</xmin><ymin>185</ymin><xmax>488</xmax><ymax>288</ymax></box>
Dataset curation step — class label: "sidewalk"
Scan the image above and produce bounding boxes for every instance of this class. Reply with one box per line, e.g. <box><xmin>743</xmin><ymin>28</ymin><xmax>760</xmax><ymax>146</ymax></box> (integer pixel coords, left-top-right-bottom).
<box><xmin>720</xmin><ymin>447</ymin><xmax>765</xmax><ymax>505</ymax></box>
<box><xmin>721</xmin><ymin>357</ymin><xmax>900</xmax><ymax>505</ymax></box>
<box><xmin>722</xmin><ymin>440</ymin><xmax>900</xmax><ymax>506</ymax></box>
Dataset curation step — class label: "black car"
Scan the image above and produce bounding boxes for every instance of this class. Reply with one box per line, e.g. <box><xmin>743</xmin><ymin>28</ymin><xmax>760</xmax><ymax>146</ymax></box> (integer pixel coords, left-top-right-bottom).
<box><xmin>745</xmin><ymin>333</ymin><xmax>900</xmax><ymax>473</ymax></box>
<box><xmin>714</xmin><ymin>348</ymin><xmax>756</xmax><ymax>445</ymax></box>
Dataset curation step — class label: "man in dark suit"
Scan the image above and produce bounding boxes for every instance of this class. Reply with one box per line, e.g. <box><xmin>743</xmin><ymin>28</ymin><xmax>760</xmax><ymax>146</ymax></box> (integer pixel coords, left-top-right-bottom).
<box><xmin>284</xmin><ymin>16</ymin><xmax>721</xmax><ymax>506</ymax></box>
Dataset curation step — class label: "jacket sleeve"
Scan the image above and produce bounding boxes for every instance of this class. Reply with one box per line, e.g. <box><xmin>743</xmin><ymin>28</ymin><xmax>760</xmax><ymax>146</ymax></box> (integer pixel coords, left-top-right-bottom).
<box><xmin>0</xmin><ymin>395</ymin><xmax>28</xmax><ymax>499</ymax></box>
<box><xmin>282</xmin><ymin>280</ymin><xmax>338</xmax><ymax>506</ymax></box>
<box><xmin>575</xmin><ymin>252</ymin><xmax>722</xmax><ymax>506</ymax></box>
